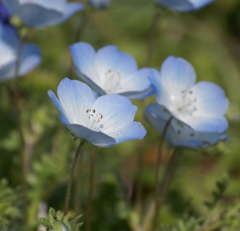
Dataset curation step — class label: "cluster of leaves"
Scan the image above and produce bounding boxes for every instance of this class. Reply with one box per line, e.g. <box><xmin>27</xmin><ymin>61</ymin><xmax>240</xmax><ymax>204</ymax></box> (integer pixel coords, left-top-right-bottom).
<box><xmin>40</xmin><ymin>208</ymin><xmax>82</xmax><ymax>231</ymax></box>
<box><xmin>0</xmin><ymin>180</ymin><xmax>22</xmax><ymax>230</ymax></box>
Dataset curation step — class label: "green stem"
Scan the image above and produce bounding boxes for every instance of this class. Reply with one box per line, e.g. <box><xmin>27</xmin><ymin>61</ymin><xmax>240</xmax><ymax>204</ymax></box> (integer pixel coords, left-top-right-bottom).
<box><xmin>155</xmin><ymin>149</ymin><xmax>178</xmax><ymax>217</ymax></box>
<box><xmin>12</xmin><ymin>37</ymin><xmax>28</xmax><ymax>221</ymax></box>
<box><xmin>64</xmin><ymin>140</ymin><xmax>85</xmax><ymax>216</ymax></box>
<box><xmin>86</xmin><ymin>147</ymin><xmax>96</xmax><ymax>231</ymax></box>
<box><xmin>74</xmin><ymin>149</ymin><xmax>84</xmax><ymax>214</ymax></box>
<box><xmin>152</xmin><ymin>116</ymin><xmax>173</xmax><ymax>231</ymax></box>
<box><xmin>145</xmin><ymin>7</ymin><xmax>161</xmax><ymax>67</ymax></box>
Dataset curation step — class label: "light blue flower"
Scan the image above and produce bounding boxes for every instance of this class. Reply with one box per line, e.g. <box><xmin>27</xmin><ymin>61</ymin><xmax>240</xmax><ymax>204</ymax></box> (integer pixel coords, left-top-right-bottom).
<box><xmin>48</xmin><ymin>78</ymin><xmax>146</xmax><ymax>147</ymax></box>
<box><xmin>2</xmin><ymin>0</ymin><xmax>84</xmax><ymax>28</ymax></box>
<box><xmin>156</xmin><ymin>0</ymin><xmax>214</xmax><ymax>12</ymax></box>
<box><xmin>70</xmin><ymin>42</ymin><xmax>154</xmax><ymax>100</ymax></box>
<box><xmin>149</xmin><ymin>56</ymin><xmax>229</xmax><ymax>133</ymax></box>
<box><xmin>0</xmin><ymin>23</ymin><xmax>41</xmax><ymax>81</ymax></box>
<box><xmin>144</xmin><ymin>103</ymin><xmax>229</xmax><ymax>149</ymax></box>
<box><xmin>88</xmin><ymin>0</ymin><xmax>112</xmax><ymax>8</ymax></box>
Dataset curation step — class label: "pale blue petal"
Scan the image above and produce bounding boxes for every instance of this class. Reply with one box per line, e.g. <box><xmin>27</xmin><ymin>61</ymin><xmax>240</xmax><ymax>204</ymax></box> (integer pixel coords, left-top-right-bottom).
<box><xmin>56</xmin><ymin>78</ymin><xmax>96</xmax><ymax>126</ymax></box>
<box><xmin>60</xmin><ymin>3</ymin><xmax>84</xmax><ymax>23</ymax></box>
<box><xmin>18</xmin><ymin>43</ymin><xmax>41</xmax><ymax>76</ymax></box>
<box><xmin>144</xmin><ymin>103</ymin><xmax>173</xmax><ymax>139</ymax></box>
<box><xmin>92</xmin><ymin>94</ymin><xmax>137</xmax><ymax>133</ymax></box>
<box><xmin>190</xmin><ymin>81</ymin><xmax>229</xmax><ymax>116</ymax></box>
<box><xmin>95</xmin><ymin>45</ymin><xmax>138</xmax><ymax>79</ymax></box>
<box><xmin>107</xmin><ymin>122</ymin><xmax>146</xmax><ymax>144</ymax></box>
<box><xmin>185</xmin><ymin>115</ymin><xmax>228</xmax><ymax>133</ymax></box>
<box><xmin>20</xmin><ymin>4</ymin><xmax>62</xmax><ymax>27</ymax></box>
<box><xmin>160</xmin><ymin>56</ymin><xmax>196</xmax><ymax>94</ymax></box>
<box><xmin>70</xmin><ymin>42</ymin><xmax>97</xmax><ymax>79</ymax></box>
<box><xmin>70</xmin><ymin>42</ymin><xmax>106</xmax><ymax>94</ymax></box>
<box><xmin>2</xmin><ymin>0</ymin><xmax>83</xmax><ymax>27</ymax></box>
<box><xmin>144</xmin><ymin>103</ymin><xmax>228</xmax><ymax>149</ymax></box>
<box><xmin>48</xmin><ymin>90</ymin><xmax>69</xmax><ymax>124</ymax></box>
<box><xmin>175</xmin><ymin>132</ymin><xmax>229</xmax><ymax>149</ymax></box>
<box><xmin>67</xmin><ymin>124</ymin><xmax>116</xmax><ymax>147</ymax></box>
<box><xmin>119</xmin><ymin>68</ymin><xmax>155</xmax><ymax>99</ymax></box>
<box><xmin>157</xmin><ymin>0</ymin><xmax>214</xmax><ymax>12</ymax></box>
<box><xmin>0</xmin><ymin>24</ymin><xmax>18</xmax><ymax>48</ymax></box>
<box><xmin>0</xmin><ymin>62</ymin><xmax>15</xmax><ymax>81</ymax></box>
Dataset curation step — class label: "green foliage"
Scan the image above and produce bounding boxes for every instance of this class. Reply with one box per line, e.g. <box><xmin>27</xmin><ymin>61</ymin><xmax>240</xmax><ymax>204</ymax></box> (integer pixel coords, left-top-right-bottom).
<box><xmin>40</xmin><ymin>208</ymin><xmax>82</xmax><ymax>231</ymax></box>
<box><xmin>0</xmin><ymin>180</ymin><xmax>22</xmax><ymax>230</ymax></box>
<box><xmin>204</xmin><ymin>174</ymin><xmax>228</xmax><ymax>210</ymax></box>
<box><xmin>161</xmin><ymin>217</ymin><xmax>202</xmax><ymax>231</ymax></box>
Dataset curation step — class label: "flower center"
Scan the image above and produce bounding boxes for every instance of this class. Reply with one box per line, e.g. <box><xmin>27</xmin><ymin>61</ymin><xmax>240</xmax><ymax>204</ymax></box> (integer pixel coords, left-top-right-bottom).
<box><xmin>176</xmin><ymin>89</ymin><xmax>197</xmax><ymax>116</ymax></box>
<box><xmin>85</xmin><ymin>108</ymin><xmax>104</xmax><ymax>131</ymax></box>
<box><xmin>103</xmin><ymin>69</ymin><xmax>123</xmax><ymax>94</ymax></box>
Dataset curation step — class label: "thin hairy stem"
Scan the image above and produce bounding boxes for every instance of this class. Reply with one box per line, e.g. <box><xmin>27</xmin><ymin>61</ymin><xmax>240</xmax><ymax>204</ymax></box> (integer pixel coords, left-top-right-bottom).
<box><xmin>155</xmin><ymin>149</ymin><xmax>178</xmax><ymax>218</ymax></box>
<box><xmin>11</xmin><ymin>37</ymin><xmax>28</xmax><ymax>217</ymax></box>
<box><xmin>152</xmin><ymin>116</ymin><xmax>173</xmax><ymax>231</ymax></box>
<box><xmin>86</xmin><ymin>148</ymin><xmax>96</xmax><ymax>231</ymax></box>
<box><xmin>64</xmin><ymin>140</ymin><xmax>86</xmax><ymax>216</ymax></box>
<box><xmin>135</xmin><ymin>99</ymin><xmax>148</xmax><ymax>216</ymax></box>
<box><xmin>74</xmin><ymin>149</ymin><xmax>84</xmax><ymax>214</ymax></box>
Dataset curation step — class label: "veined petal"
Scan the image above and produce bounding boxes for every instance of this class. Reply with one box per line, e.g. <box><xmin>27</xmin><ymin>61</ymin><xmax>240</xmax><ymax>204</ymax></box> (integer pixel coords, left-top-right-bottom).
<box><xmin>159</xmin><ymin>56</ymin><xmax>196</xmax><ymax>99</ymax></box>
<box><xmin>67</xmin><ymin>124</ymin><xmax>116</xmax><ymax>147</ymax></box>
<box><xmin>48</xmin><ymin>90</ymin><xmax>69</xmax><ymax>124</ymax></box>
<box><xmin>70</xmin><ymin>42</ymin><xmax>101</xmax><ymax>86</ymax></box>
<box><xmin>174</xmin><ymin>132</ymin><xmax>229</xmax><ymax>149</ymax></box>
<box><xmin>56</xmin><ymin>78</ymin><xmax>96</xmax><ymax>126</ymax></box>
<box><xmin>95</xmin><ymin>45</ymin><xmax>138</xmax><ymax>80</ymax></box>
<box><xmin>120</xmin><ymin>68</ymin><xmax>153</xmax><ymax>92</ymax></box>
<box><xmin>190</xmin><ymin>81</ymin><xmax>229</xmax><ymax>116</ymax></box>
<box><xmin>185</xmin><ymin>115</ymin><xmax>228</xmax><ymax>132</ymax></box>
<box><xmin>107</xmin><ymin>122</ymin><xmax>146</xmax><ymax>144</ymax></box>
<box><xmin>92</xmin><ymin>94</ymin><xmax>137</xmax><ymax>133</ymax></box>
<box><xmin>145</xmin><ymin>103</ymin><xmax>228</xmax><ymax>149</ymax></box>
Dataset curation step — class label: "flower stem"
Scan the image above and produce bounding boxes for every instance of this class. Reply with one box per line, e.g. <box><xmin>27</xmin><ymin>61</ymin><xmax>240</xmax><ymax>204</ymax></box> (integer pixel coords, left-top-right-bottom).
<box><xmin>74</xmin><ymin>149</ymin><xmax>84</xmax><ymax>214</ymax></box>
<box><xmin>64</xmin><ymin>140</ymin><xmax>85</xmax><ymax>216</ymax></box>
<box><xmin>12</xmin><ymin>37</ymin><xmax>28</xmax><ymax>220</ymax></box>
<box><xmin>155</xmin><ymin>149</ymin><xmax>178</xmax><ymax>216</ymax></box>
<box><xmin>145</xmin><ymin>7</ymin><xmax>161</xmax><ymax>67</ymax></box>
<box><xmin>86</xmin><ymin>147</ymin><xmax>96</xmax><ymax>231</ymax></box>
<box><xmin>152</xmin><ymin>116</ymin><xmax>173</xmax><ymax>231</ymax></box>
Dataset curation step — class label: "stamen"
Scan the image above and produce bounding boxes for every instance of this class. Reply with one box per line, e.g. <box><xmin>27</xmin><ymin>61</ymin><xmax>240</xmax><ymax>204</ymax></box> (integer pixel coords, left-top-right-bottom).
<box><xmin>177</xmin><ymin>89</ymin><xmax>198</xmax><ymax>116</ymax></box>
<box><xmin>103</xmin><ymin>69</ymin><xmax>123</xmax><ymax>93</ymax></box>
<box><xmin>85</xmin><ymin>109</ymin><xmax>104</xmax><ymax>131</ymax></box>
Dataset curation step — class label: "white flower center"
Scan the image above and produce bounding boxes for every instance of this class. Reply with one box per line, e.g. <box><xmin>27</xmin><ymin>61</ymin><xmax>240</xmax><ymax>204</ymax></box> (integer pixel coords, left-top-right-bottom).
<box><xmin>102</xmin><ymin>69</ymin><xmax>123</xmax><ymax>94</ymax></box>
<box><xmin>85</xmin><ymin>108</ymin><xmax>104</xmax><ymax>131</ymax></box>
<box><xmin>172</xmin><ymin>89</ymin><xmax>198</xmax><ymax>118</ymax></box>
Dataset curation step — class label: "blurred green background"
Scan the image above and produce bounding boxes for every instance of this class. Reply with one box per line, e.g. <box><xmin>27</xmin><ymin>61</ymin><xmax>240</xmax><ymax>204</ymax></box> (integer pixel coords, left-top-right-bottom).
<box><xmin>1</xmin><ymin>0</ymin><xmax>240</xmax><ymax>230</ymax></box>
